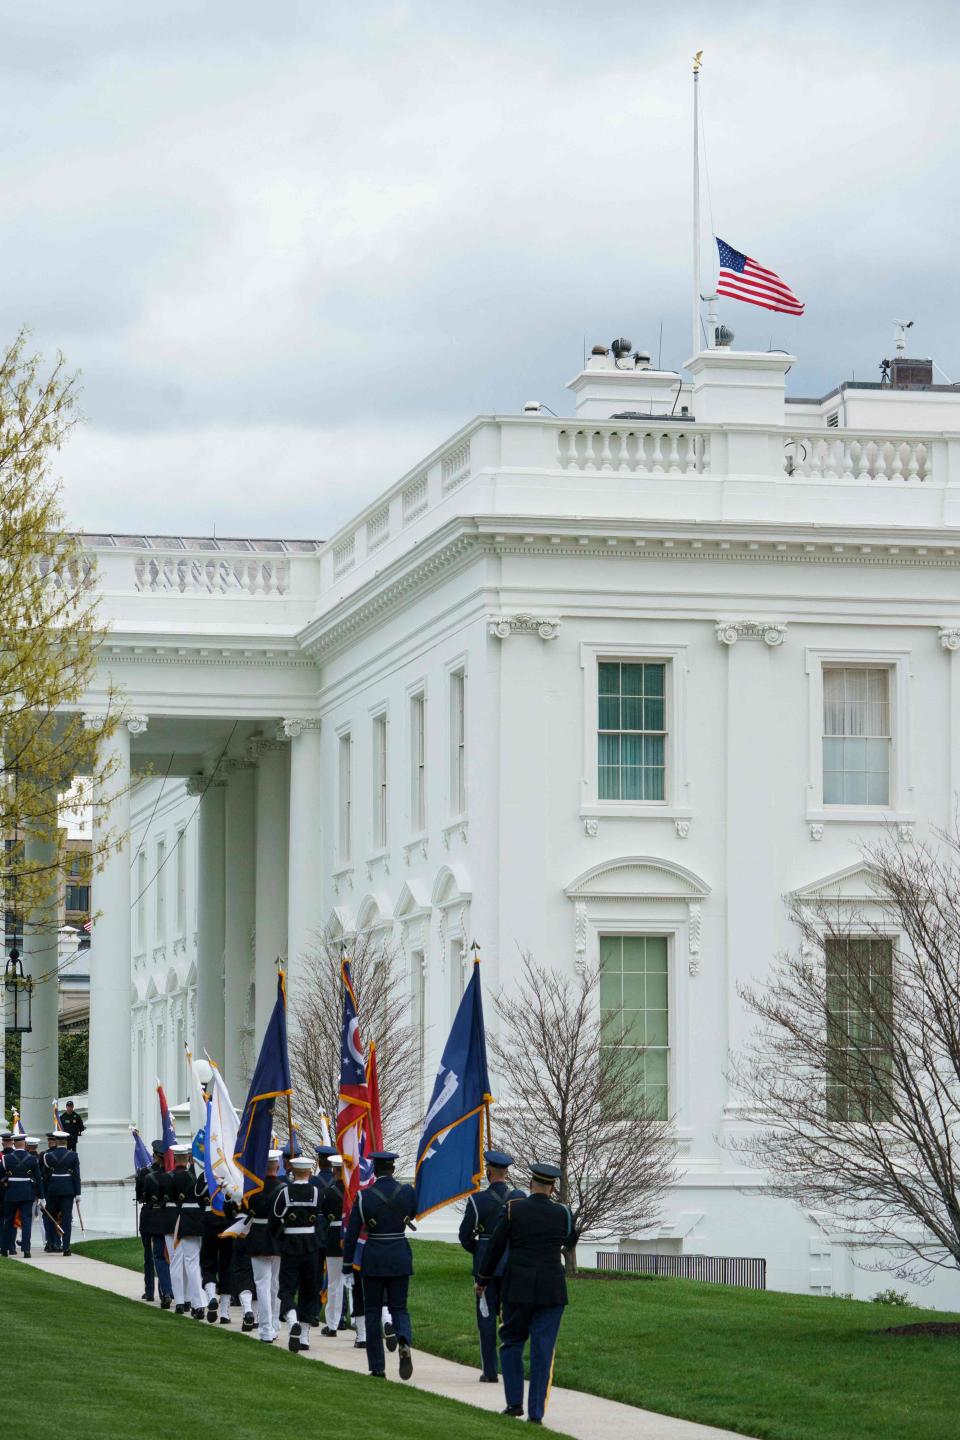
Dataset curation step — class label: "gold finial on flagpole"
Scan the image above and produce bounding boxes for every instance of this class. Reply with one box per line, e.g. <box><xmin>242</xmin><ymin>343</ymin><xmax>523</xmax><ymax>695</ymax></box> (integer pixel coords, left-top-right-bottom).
<box><xmin>693</xmin><ymin>49</ymin><xmax>703</xmax><ymax>73</ymax></box>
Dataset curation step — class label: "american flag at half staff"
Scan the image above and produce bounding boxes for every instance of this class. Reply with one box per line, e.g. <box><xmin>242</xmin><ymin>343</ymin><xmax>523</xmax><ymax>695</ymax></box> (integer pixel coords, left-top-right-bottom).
<box><xmin>715</xmin><ymin>237</ymin><xmax>804</xmax><ymax>316</ymax></box>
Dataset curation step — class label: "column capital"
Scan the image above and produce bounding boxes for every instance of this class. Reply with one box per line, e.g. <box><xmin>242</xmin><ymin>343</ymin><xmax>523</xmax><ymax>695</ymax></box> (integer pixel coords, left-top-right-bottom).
<box><xmin>715</xmin><ymin>620</ymin><xmax>786</xmax><ymax>648</ymax></box>
<box><xmin>488</xmin><ymin>613</ymin><xmax>561</xmax><ymax>641</ymax></box>
<box><xmin>939</xmin><ymin>626</ymin><xmax>960</xmax><ymax>652</ymax></box>
<box><xmin>126</xmin><ymin>714</ymin><xmax>149</xmax><ymax>735</ymax></box>
<box><xmin>247</xmin><ymin>734</ymin><xmax>287</xmax><ymax>760</ymax></box>
<box><xmin>224</xmin><ymin>756</ymin><xmax>257</xmax><ymax>774</ymax></box>
<box><xmin>185</xmin><ymin>772</ymin><xmax>229</xmax><ymax>796</ymax></box>
<box><xmin>82</xmin><ymin>711</ymin><xmax>110</xmax><ymax>731</ymax></box>
<box><xmin>280</xmin><ymin>717</ymin><xmax>322</xmax><ymax>739</ymax></box>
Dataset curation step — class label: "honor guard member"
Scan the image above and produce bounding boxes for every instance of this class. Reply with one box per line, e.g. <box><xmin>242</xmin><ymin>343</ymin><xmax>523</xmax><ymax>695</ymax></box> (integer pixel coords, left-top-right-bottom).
<box><xmin>135</xmin><ymin>1140</ymin><xmax>174</xmax><ymax>1306</ymax></box>
<box><xmin>196</xmin><ymin>1171</ymin><xmax>241</xmax><ymax>1324</ymax></box>
<box><xmin>273</xmin><ymin>1153</ymin><xmax>322</xmax><ymax>1354</ymax></box>
<box><xmin>459</xmin><ymin>1149</ymin><xmax>526</xmax><ymax>1382</ymax></box>
<box><xmin>1</xmin><ymin>1133</ymin><xmax>41</xmax><ymax>1257</ymax></box>
<box><xmin>40</xmin><ymin>1133</ymin><xmax>60</xmax><ymax>1251</ymax></box>
<box><xmin>342</xmin><ymin>1150</ymin><xmax>416</xmax><ymax>1382</ymax></box>
<box><xmin>60</xmin><ymin>1101</ymin><xmax>85</xmax><ymax>1152</ymax></box>
<box><xmin>42</xmin><ymin>1130</ymin><xmax>81</xmax><ymax>1255</ymax></box>
<box><xmin>317</xmin><ymin>1151</ymin><xmax>347</xmax><ymax>1337</ymax></box>
<box><xmin>167</xmin><ymin>1143</ymin><xmax>207</xmax><ymax>1317</ymax></box>
<box><xmin>248</xmin><ymin>1149</ymin><xmax>284</xmax><ymax>1342</ymax></box>
<box><xmin>477</xmin><ymin>1161</ymin><xmax>579</xmax><ymax>1425</ymax></box>
<box><xmin>0</xmin><ymin>1132</ymin><xmax>12</xmax><ymax>1168</ymax></box>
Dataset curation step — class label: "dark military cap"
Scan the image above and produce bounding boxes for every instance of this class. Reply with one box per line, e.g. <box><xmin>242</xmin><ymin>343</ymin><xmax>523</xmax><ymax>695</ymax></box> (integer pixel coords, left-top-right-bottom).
<box><xmin>314</xmin><ymin>1144</ymin><xmax>338</xmax><ymax>1159</ymax></box>
<box><xmin>484</xmin><ymin>1149</ymin><xmax>514</xmax><ymax>1168</ymax></box>
<box><xmin>529</xmin><ymin>1161</ymin><xmax>562</xmax><ymax>1183</ymax></box>
<box><xmin>0</xmin><ymin>1132</ymin><xmax>12</xmax><ymax>1142</ymax></box>
<box><xmin>368</xmin><ymin>1150</ymin><xmax>399</xmax><ymax>1164</ymax></box>
<box><xmin>151</xmin><ymin>1139</ymin><xmax>166</xmax><ymax>1156</ymax></box>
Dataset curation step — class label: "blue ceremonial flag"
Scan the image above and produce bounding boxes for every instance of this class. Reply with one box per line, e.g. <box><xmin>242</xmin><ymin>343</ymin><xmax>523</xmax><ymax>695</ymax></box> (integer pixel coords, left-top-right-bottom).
<box><xmin>132</xmin><ymin>1128</ymin><xmax>152</xmax><ymax>1171</ymax></box>
<box><xmin>414</xmin><ymin>956</ymin><xmax>494</xmax><ymax>1219</ymax></box>
<box><xmin>234</xmin><ymin>971</ymin><xmax>293</xmax><ymax>1199</ymax></box>
<box><xmin>191</xmin><ymin>1127</ymin><xmax>205</xmax><ymax>1165</ymax></box>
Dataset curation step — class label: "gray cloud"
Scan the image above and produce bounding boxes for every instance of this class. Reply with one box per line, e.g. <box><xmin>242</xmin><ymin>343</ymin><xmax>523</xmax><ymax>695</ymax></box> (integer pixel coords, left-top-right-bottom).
<box><xmin>1</xmin><ymin>0</ymin><xmax>957</xmax><ymax>534</ymax></box>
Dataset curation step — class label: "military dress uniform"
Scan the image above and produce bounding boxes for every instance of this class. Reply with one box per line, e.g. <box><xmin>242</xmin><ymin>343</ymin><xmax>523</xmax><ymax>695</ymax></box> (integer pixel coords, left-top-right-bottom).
<box><xmin>342</xmin><ymin>1151</ymin><xmax>416</xmax><ymax>1380</ymax></box>
<box><xmin>318</xmin><ymin>1164</ymin><xmax>347</xmax><ymax>1334</ymax></box>
<box><xmin>40</xmin><ymin>1135</ymin><xmax>61</xmax><ymax>1250</ymax></box>
<box><xmin>478</xmin><ymin>1162</ymin><xmax>579</xmax><ymax>1425</ymax></box>
<box><xmin>196</xmin><ymin>1175</ymin><xmax>242</xmax><ymax>1323</ymax></box>
<box><xmin>1</xmin><ymin>1145</ymin><xmax>41</xmax><ymax>1257</ymax></box>
<box><xmin>273</xmin><ymin>1157</ymin><xmax>322</xmax><ymax>1353</ymax></box>
<box><xmin>458</xmin><ymin>1150</ymin><xmax>526</xmax><ymax>1381</ymax></box>
<box><xmin>42</xmin><ymin>1133</ymin><xmax>81</xmax><ymax>1254</ymax></box>
<box><xmin>135</xmin><ymin>1144</ymin><xmax>174</xmax><ymax>1304</ymax></box>
<box><xmin>247</xmin><ymin>1155</ymin><xmax>284</xmax><ymax>1342</ymax></box>
<box><xmin>166</xmin><ymin>1149</ymin><xmax>207</xmax><ymax>1315</ymax></box>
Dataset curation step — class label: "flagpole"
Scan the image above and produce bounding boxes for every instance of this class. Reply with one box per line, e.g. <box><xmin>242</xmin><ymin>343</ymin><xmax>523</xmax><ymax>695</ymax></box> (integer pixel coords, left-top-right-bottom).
<box><xmin>692</xmin><ymin>50</ymin><xmax>703</xmax><ymax>360</ymax></box>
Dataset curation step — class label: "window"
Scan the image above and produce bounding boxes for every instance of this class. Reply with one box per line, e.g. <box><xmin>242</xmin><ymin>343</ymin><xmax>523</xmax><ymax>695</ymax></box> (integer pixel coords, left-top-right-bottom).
<box><xmin>450</xmin><ymin>670</ymin><xmax>466</xmax><ymax>817</ymax></box>
<box><xmin>825</xmin><ymin>936</ymin><xmax>894</xmax><ymax>1122</ymax></box>
<box><xmin>823</xmin><ymin>667</ymin><xmax>890</xmax><ymax>806</ymax></box>
<box><xmin>410</xmin><ymin>692</ymin><xmax>426</xmax><ymax>833</ymax></box>
<box><xmin>155</xmin><ymin>839</ymin><xmax>167</xmax><ymax>942</ymax></box>
<box><xmin>449</xmin><ymin>937</ymin><xmax>464</xmax><ymax>1019</ymax></box>
<box><xmin>65</xmin><ymin>884</ymin><xmax>90</xmax><ymax>913</ymax></box>
<box><xmin>598</xmin><ymin>662</ymin><xmax>666</xmax><ymax>801</ymax></box>
<box><xmin>175</xmin><ymin>828</ymin><xmax>187</xmax><ymax>938</ymax></box>
<box><xmin>373</xmin><ymin>714</ymin><xmax>388</xmax><ymax>850</ymax></box>
<box><xmin>599</xmin><ymin>934</ymin><xmax>669</xmax><ymax>1119</ymax></box>
<box><xmin>136</xmin><ymin>851</ymin><xmax>147</xmax><ymax>952</ymax></box>
<box><xmin>411</xmin><ymin>949</ymin><xmax>426</xmax><ymax>1107</ymax></box>
<box><xmin>338</xmin><ymin>732</ymin><xmax>353</xmax><ymax>864</ymax></box>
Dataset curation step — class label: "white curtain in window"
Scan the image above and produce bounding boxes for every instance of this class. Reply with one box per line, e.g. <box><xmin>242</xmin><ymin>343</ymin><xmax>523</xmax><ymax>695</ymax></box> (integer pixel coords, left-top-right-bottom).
<box><xmin>823</xmin><ymin>668</ymin><xmax>889</xmax><ymax>738</ymax></box>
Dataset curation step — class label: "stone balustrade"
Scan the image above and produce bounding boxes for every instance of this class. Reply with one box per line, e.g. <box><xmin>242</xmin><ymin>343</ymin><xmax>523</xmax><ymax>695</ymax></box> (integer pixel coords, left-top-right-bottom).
<box><xmin>783</xmin><ymin>432</ymin><xmax>933</xmax><ymax>483</ymax></box>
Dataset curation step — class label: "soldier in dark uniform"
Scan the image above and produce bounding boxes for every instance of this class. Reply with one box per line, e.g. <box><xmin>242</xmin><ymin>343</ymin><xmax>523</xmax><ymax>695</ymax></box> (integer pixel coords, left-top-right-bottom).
<box><xmin>60</xmin><ymin>1101</ymin><xmax>85</xmax><ymax>1152</ymax></box>
<box><xmin>42</xmin><ymin>1130</ymin><xmax>80</xmax><ymax>1255</ymax></box>
<box><xmin>317</xmin><ymin>1152</ymin><xmax>347</xmax><ymax>1336</ymax></box>
<box><xmin>135</xmin><ymin>1139</ymin><xmax>174</xmax><ymax>1306</ymax></box>
<box><xmin>342</xmin><ymin>1149</ymin><xmax>416</xmax><ymax>1381</ymax></box>
<box><xmin>248</xmin><ymin>1149</ymin><xmax>284</xmax><ymax>1341</ymax></box>
<box><xmin>39</xmin><ymin>1133</ymin><xmax>60</xmax><ymax>1251</ymax></box>
<box><xmin>196</xmin><ymin>1170</ymin><xmax>241</xmax><ymax>1324</ymax></box>
<box><xmin>166</xmin><ymin>1143</ymin><xmax>207</xmax><ymax>1317</ymax></box>
<box><xmin>1</xmin><ymin>1134</ymin><xmax>41</xmax><ymax>1257</ymax></box>
<box><xmin>459</xmin><ymin>1149</ymin><xmax>526</xmax><ymax>1382</ymax></box>
<box><xmin>0</xmin><ymin>1132</ymin><xmax>13</xmax><ymax>1166</ymax></box>
<box><xmin>477</xmin><ymin>1161</ymin><xmax>579</xmax><ymax>1425</ymax></box>
<box><xmin>273</xmin><ymin>1153</ymin><xmax>322</xmax><ymax>1354</ymax></box>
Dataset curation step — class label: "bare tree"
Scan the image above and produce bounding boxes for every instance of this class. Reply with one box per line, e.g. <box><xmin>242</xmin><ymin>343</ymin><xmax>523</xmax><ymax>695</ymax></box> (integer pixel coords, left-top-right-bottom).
<box><xmin>490</xmin><ymin>953</ymin><xmax>677</xmax><ymax>1272</ymax></box>
<box><xmin>731</xmin><ymin>832</ymin><xmax>960</xmax><ymax>1282</ymax></box>
<box><xmin>290</xmin><ymin>927</ymin><xmax>418</xmax><ymax>1148</ymax></box>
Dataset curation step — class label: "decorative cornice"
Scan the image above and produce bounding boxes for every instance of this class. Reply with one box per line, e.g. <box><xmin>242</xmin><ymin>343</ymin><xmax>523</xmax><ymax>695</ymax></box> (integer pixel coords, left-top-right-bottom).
<box><xmin>488</xmin><ymin>614</ymin><xmax>561</xmax><ymax>641</ymax></box>
<box><xmin>281</xmin><ymin>717</ymin><xmax>321</xmax><ymax>739</ymax></box>
<box><xmin>715</xmin><ymin>621</ymin><xmax>787</xmax><ymax>647</ymax></box>
<box><xmin>102</xmin><ymin>642</ymin><xmax>311</xmax><ymax>668</ymax></box>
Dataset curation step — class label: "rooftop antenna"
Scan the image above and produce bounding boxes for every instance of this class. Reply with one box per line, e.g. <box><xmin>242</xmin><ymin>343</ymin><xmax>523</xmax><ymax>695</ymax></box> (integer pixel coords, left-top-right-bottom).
<box><xmin>893</xmin><ymin>318</ymin><xmax>914</xmax><ymax>354</ymax></box>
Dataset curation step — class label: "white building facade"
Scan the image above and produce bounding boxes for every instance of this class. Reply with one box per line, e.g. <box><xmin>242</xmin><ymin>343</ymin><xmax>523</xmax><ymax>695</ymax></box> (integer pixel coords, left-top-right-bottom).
<box><xmin>28</xmin><ymin>338</ymin><xmax>960</xmax><ymax>1304</ymax></box>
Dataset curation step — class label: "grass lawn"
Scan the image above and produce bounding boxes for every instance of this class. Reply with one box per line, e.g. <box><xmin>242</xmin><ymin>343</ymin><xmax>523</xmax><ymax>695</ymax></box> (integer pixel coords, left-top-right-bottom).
<box><xmin>3</xmin><ymin>1259</ymin><xmax>518</xmax><ymax>1440</ymax></box>
<box><xmin>76</xmin><ymin>1235</ymin><xmax>960</xmax><ymax>1440</ymax></box>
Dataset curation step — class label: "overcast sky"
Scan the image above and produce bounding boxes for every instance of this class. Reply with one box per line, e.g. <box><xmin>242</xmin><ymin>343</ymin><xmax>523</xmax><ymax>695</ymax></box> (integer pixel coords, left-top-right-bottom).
<box><xmin>3</xmin><ymin>2</ymin><xmax>957</xmax><ymax>539</ymax></box>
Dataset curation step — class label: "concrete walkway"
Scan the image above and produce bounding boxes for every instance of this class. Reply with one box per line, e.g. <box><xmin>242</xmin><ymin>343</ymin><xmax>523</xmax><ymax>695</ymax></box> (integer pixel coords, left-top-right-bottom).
<box><xmin>23</xmin><ymin>1251</ymin><xmax>745</xmax><ymax>1440</ymax></box>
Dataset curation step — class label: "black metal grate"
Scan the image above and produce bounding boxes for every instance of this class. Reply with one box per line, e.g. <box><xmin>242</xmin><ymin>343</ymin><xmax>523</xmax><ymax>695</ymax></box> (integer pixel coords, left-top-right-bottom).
<box><xmin>596</xmin><ymin>1251</ymin><xmax>766</xmax><ymax>1289</ymax></box>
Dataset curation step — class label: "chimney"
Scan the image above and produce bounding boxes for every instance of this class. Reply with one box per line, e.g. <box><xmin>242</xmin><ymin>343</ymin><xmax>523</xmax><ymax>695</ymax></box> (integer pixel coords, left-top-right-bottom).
<box><xmin>567</xmin><ymin>338</ymin><xmax>681</xmax><ymax>418</ymax></box>
<box><xmin>685</xmin><ymin>348</ymin><xmax>795</xmax><ymax>426</ymax></box>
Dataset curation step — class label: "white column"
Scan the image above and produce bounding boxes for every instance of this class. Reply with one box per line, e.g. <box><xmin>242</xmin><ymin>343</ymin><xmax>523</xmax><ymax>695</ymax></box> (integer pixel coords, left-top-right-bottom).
<box><xmin>195</xmin><ymin>774</ymin><xmax>227</xmax><ymax>1069</ymax></box>
<box><xmin>224</xmin><ymin>759</ymin><xmax>256</xmax><ymax>1097</ymax></box>
<box><xmin>252</xmin><ymin>735</ymin><xmax>289</xmax><ymax>1043</ymax></box>
<box><xmin>285</xmin><ymin>719</ymin><xmax>324</xmax><ymax>986</ymax></box>
<box><xmin>19</xmin><ymin>828</ymin><xmax>59</xmax><ymax>1137</ymax></box>
<box><xmin>86</xmin><ymin>717</ymin><xmax>137</xmax><ymax>1182</ymax></box>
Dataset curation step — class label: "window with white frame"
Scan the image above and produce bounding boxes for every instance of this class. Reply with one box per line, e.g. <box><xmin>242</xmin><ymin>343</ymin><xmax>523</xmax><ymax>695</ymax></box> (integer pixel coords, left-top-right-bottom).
<box><xmin>450</xmin><ymin>669</ymin><xmax>466</xmax><ymax>817</ymax></box>
<box><xmin>598</xmin><ymin>661</ymin><xmax>666</xmax><ymax>802</ymax></box>
<box><xmin>825</xmin><ymin>935</ymin><xmax>894</xmax><ymax>1122</ymax></box>
<box><xmin>373</xmin><ymin>714</ymin><xmax>388</xmax><ymax>850</ymax></box>
<box><xmin>411</xmin><ymin>949</ymin><xmax>426</xmax><ymax>1106</ymax></box>
<box><xmin>599</xmin><ymin>934</ymin><xmax>669</xmax><ymax>1118</ymax></box>
<box><xmin>155</xmin><ymin>839</ymin><xmax>166</xmax><ymax>942</ymax></box>
<box><xmin>449</xmin><ymin>936</ymin><xmax>464</xmax><ymax>1019</ymax></box>
<box><xmin>175</xmin><ymin>827</ymin><xmax>187</xmax><ymax>938</ymax></box>
<box><xmin>822</xmin><ymin>666</ymin><xmax>891</xmax><ymax>806</ymax></box>
<box><xmin>338</xmin><ymin>732</ymin><xmax>353</xmax><ymax>864</ymax></box>
<box><xmin>411</xmin><ymin>691</ymin><xmax>426</xmax><ymax>833</ymax></box>
<box><xmin>136</xmin><ymin>850</ymin><xmax>147</xmax><ymax>952</ymax></box>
